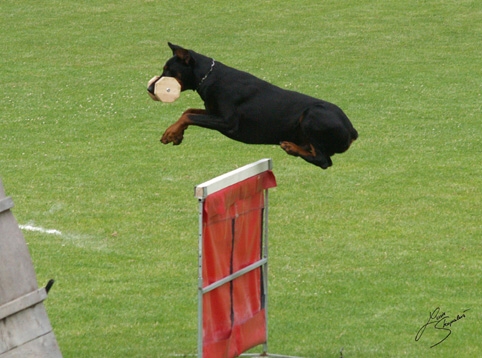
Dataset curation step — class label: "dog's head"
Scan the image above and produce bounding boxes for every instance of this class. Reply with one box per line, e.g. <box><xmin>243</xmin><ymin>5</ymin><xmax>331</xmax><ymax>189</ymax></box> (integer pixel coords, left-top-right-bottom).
<box><xmin>147</xmin><ymin>43</ymin><xmax>198</xmax><ymax>98</ymax></box>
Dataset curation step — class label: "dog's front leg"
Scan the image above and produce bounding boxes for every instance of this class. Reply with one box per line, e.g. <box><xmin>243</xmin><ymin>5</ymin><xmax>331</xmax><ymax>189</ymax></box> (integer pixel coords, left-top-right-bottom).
<box><xmin>161</xmin><ymin>109</ymin><xmax>207</xmax><ymax>145</ymax></box>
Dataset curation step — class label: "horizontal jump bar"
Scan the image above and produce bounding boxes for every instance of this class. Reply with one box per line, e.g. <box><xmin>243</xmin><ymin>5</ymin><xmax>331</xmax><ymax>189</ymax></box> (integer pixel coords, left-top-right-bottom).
<box><xmin>194</xmin><ymin>158</ymin><xmax>272</xmax><ymax>199</ymax></box>
<box><xmin>201</xmin><ymin>258</ymin><xmax>267</xmax><ymax>294</ymax></box>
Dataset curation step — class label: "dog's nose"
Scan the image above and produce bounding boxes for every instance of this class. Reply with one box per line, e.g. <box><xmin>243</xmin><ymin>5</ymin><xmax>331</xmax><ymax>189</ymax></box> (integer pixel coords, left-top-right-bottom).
<box><xmin>147</xmin><ymin>76</ymin><xmax>161</xmax><ymax>92</ymax></box>
<box><xmin>147</xmin><ymin>76</ymin><xmax>161</xmax><ymax>101</ymax></box>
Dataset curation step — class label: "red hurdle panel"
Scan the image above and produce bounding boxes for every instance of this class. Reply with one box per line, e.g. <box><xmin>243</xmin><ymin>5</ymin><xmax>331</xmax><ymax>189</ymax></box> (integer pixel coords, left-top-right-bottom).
<box><xmin>195</xmin><ymin>159</ymin><xmax>277</xmax><ymax>358</ymax></box>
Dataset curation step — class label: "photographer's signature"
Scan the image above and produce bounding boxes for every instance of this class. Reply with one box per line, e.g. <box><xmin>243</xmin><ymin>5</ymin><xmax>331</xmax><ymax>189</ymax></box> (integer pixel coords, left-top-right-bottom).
<box><xmin>415</xmin><ymin>307</ymin><xmax>469</xmax><ymax>348</ymax></box>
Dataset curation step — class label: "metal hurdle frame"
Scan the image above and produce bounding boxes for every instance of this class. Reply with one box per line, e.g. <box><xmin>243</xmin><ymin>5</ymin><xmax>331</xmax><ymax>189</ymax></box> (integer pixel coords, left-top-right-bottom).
<box><xmin>194</xmin><ymin>159</ymin><xmax>302</xmax><ymax>358</ymax></box>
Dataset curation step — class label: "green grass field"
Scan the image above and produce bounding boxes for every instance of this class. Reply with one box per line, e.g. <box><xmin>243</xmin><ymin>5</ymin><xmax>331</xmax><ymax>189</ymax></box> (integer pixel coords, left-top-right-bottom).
<box><xmin>1</xmin><ymin>0</ymin><xmax>481</xmax><ymax>357</ymax></box>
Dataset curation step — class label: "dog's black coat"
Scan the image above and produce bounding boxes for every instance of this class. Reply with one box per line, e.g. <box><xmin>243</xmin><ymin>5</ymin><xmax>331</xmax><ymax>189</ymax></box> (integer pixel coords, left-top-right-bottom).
<box><xmin>148</xmin><ymin>43</ymin><xmax>358</xmax><ymax>169</ymax></box>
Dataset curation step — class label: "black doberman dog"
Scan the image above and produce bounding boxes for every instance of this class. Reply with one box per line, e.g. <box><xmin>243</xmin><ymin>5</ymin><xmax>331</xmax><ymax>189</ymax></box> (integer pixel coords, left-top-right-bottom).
<box><xmin>147</xmin><ymin>43</ymin><xmax>358</xmax><ymax>169</ymax></box>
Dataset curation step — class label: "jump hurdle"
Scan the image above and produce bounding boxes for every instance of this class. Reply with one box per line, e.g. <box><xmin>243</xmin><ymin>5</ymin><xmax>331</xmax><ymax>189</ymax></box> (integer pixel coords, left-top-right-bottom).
<box><xmin>194</xmin><ymin>159</ymin><xmax>302</xmax><ymax>358</ymax></box>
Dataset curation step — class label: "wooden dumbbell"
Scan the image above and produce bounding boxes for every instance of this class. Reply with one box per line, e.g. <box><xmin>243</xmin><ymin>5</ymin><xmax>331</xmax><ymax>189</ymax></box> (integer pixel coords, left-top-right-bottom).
<box><xmin>147</xmin><ymin>76</ymin><xmax>181</xmax><ymax>103</ymax></box>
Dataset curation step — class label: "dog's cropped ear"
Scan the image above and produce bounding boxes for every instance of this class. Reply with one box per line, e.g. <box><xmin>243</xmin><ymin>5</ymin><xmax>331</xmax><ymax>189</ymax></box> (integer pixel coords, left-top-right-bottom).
<box><xmin>168</xmin><ymin>42</ymin><xmax>194</xmax><ymax>66</ymax></box>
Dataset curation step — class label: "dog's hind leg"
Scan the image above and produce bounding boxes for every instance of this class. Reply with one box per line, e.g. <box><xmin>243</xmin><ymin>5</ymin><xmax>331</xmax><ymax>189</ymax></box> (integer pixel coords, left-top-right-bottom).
<box><xmin>280</xmin><ymin>142</ymin><xmax>332</xmax><ymax>169</ymax></box>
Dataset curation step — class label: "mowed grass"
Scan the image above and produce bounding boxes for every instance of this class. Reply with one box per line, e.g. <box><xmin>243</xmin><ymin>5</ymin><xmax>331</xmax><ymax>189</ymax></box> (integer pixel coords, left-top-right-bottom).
<box><xmin>1</xmin><ymin>0</ymin><xmax>481</xmax><ymax>357</ymax></box>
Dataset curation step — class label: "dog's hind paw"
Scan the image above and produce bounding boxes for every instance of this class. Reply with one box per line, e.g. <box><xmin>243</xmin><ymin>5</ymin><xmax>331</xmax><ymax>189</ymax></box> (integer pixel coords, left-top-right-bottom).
<box><xmin>280</xmin><ymin>141</ymin><xmax>312</xmax><ymax>157</ymax></box>
<box><xmin>280</xmin><ymin>141</ymin><xmax>297</xmax><ymax>156</ymax></box>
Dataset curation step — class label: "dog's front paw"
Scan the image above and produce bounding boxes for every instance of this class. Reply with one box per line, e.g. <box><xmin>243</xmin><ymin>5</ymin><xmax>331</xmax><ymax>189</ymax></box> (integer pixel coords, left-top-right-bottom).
<box><xmin>161</xmin><ymin>124</ymin><xmax>185</xmax><ymax>145</ymax></box>
<box><xmin>161</xmin><ymin>130</ymin><xmax>184</xmax><ymax>145</ymax></box>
